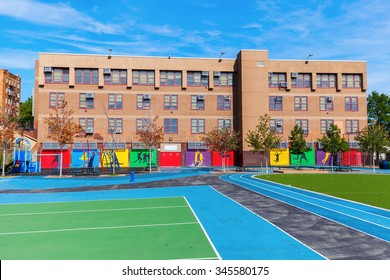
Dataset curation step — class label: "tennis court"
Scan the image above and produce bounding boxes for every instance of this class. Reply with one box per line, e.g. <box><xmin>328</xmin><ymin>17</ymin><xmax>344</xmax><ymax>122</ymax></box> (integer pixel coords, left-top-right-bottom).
<box><xmin>0</xmin><ymin>196</ymin><xmax>219</xmax><ymax>260</ymax></box>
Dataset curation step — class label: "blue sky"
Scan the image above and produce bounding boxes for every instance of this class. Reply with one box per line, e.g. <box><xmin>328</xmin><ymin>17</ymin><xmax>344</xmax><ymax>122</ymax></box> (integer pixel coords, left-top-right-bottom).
<box><xmin>1</xmin><ymin>0</ymin><xmax>390</xmax><ymax>101</ymax></box>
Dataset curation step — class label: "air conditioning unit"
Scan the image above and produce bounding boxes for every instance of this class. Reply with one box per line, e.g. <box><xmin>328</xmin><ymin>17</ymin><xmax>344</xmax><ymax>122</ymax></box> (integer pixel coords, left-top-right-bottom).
<box><xmin>224</xmin><ymin>95</ymin><xmax>231</xmax><ymax>101</ymax></box>
<box><xmin>103</xmin><ymin>68</ymin><xmax>111</xmax><ymax>74</ymax></box>
<box><xmin>302</xmin><ymin>129</ymin><xmax>309</xmax><ymax>134</ymax></box>
<box><xmin>43</xmin><ymin>67</ymin><xmax>52</xmax><ymax>72</ymax></box>
<box><xmin>116</xmin><ymin>128</ymin><xmax>122</xmax><ymax>134</ymax></box>
<box><xmin>214</xmin><ymin>71</ymin><xmax>221</xmax><ymax>76</ymax></box>
<box><xmin>275</xmin><ymin>96</ymin><xmax>283</xmax><ymax>102</ymax></box>
<box><xmin>85</xmin><ymin>93</ymin><xmax>94</xmax><ymax>99</ymax></box>
<box><xmin>143</xmin><ymin>94</ymin><xmax>151</xmax><ymax>100</ymax></box>
<box><xmin>85</xmin><ymin>128</ymin><xmax>94</xmax><ymax>134</ymax></box>
<box><xmin>202</xmin><ymin>71</ymin><xmax>209</xmax><ymax>76</ymax></box>
<box><xmin>268</xmin><ymin>72</ymin><xmax>273</xmax><ymax>77</ymax></box>
<box><xmin>276</xmin><ymin>121</ymin><xmax>283</xmax><ymax>127</ymax></box>
<box><xmin>279</xmin><ymin>82</ymin><xmax>287</xmax><ymax>88</ymax></box>
<box><xmin>197</xmin><ymin>95</ymin><xmax>205</xmax><ymax>101</ymax></box>
<box><xmin>326</xmin><ymin>96</ymin><xmax>334</xmax><ymax>102</ymax></box>
<box><xmin>291</xmin><ymin>72</ymin><xmax>299</xmax><ymax>78</ymax></box>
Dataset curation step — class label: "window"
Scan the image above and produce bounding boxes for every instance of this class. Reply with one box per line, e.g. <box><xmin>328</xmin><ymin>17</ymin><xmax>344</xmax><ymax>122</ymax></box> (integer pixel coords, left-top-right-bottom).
<box><xmin>345</xmin><ymin>97</ymin><xmax>358</xmax><ymax>111</ymax></box>
<box><xmin>45</xmin><ymin>68</ymin><xmax>69</xmax><ymax>84</ymax></box>
<box><xmin>294</xmin><ymin>96</ymin><xmax>308</xmax><ymax>111</ymax></box>
<box><xmin>75</xmin><ymin>69</ymin><xmax>98</xmax><ymax>84</ymax></box>
<box><xmin>291</xmin><ymin>73</ymin><xmax>311</xmax><ymax>88</ymax></box>
<box><xmin>214</xmin><ymin>72</ymin><xmax>233</xmax><ymax>86</ymax></box>
<box><xmin>132</xmin><ymin>70</ymin><xmax>154</xmax><ymax>86</ymax></box>
<box><xmin>164</xmin><ymin>118</ymin><xmax>178</xmax><ymax>134</ymax></box>
<box><xmin>191</xmin><ymin>95</ymin><xmax>205</xmax><ymax>110</ymax></box>
<box><xmin>108</xmin><ymin>94</ymin><xmax>123</xmax><ymax>109</ymax></box>
<box><xmin>320</xmin><ymin>96</ymin><xmax>334</xmax><ymax>111</ymax></box>
<box><xmin>191</xmin><ymin>119</ymin><xmax>205</xmax><ymax>134</ymax></box>
<box><xmin>346</xmin><ymin>120</ymin><xmax>359</xmax><ymax>133</ymax></box>
<box><xmin>49</xmin><ymin>92</ymin><xmax>64</xmax><ymax>108</ymax></box>
<box><xmin>270</xmin><ymin>119</ymin><xmax>283</xmax><ymax>134</ymax></box>
<box><xmin>321</xmin><ymin>119</ymin><xmax>334</xmax><ymax>134</ymax></box>
<box><xmin>342</xmin><ymin>74</ymin><xmax>361</xmax><ymax>88</ymax></box>
<box><xmin>218</xmin><ymin>119</ymin><xmax>231</xmax><ymax>130</ymax></box>
<box><xmin>295</xmin><ymin>119</ymin><xmax>309</xmax><ymax>134</ymax></box>
<box><xmin>137</xmin><ymin>94</ymin><xmax>151</xmax><ymax>109</ymax></box>
<box><xmin>79</xmin><ymin>93</ymin><xmax>94</xmax><ymax>109</ymax></box>
<box><xmin>108</xmin><ymin>118</ymin><xmax>123</xmax><ymax>134</ymax></box>
<box><xmin>164</xmin><ymin>95</ymin><xmax>178</xmax><ymax>110</ymax></box>
<box><xmin>316</xmin><ymin>74</ymin><xmax>336</xmax><ymax>88</ymax></box>
<box><xmin>79</xmin><ymin>118</ymin><xmax>94</xmax><ymax>132</ymax></box>
<box><xmin>217</xmin><ymin>95</ymin><xmax>231</xmax><ymax>110</ymax></box>
<box><xmin>104</xmin><ymin>69</ymin><xmax>127</xmax><ymax>85</ymax></box>
<box><xmin>136</xmin><ymin>118</ymin><xmax>150</xmax><ymax>132</ymax></box>
<box><xmin>187</xmin><ymin>71</ymin><xmax>208</xmax><ymax>87</ymax></box>
<box><xmin>269</xmin><ymin>96</ymin><xmax>283</xmax><ymax>111</ymax></box>
<box><xmin>268</xmin><ymin>73</ymin><xmax>286</xmax><ymax>87</ymax></box>
<box><xmin>160</xmin><ymin>71</ymin><xmax>182</xmax><ymax>86</ymax></box>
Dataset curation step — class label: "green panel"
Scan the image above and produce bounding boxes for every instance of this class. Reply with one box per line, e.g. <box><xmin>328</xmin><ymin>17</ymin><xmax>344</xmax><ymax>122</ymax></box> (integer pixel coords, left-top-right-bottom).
<box><xmin>130</xmin><ymin>149</ymin><xmax>156</xmax><ymax>167</ymax></box>
<box><xmin>290</xmin><ymin>149</ymin><xmax>316</xmax><ymax>166</ymax></box>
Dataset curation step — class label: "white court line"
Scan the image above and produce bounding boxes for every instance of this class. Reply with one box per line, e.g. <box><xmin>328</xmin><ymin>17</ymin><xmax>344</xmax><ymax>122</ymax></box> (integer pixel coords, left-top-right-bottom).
<box><xmin>0</xmin><ymin>205</ymin><xmax>188</xmax><ymax>217</ymax></box>
<box><xmin>0</xmin><ymin>221</ymin><xmax>198</xmax><ymax>236</ymax></box>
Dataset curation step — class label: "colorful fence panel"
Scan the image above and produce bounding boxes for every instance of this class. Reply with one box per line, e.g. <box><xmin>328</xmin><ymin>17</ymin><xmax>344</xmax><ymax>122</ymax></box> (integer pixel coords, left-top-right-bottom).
<box><xmin>130</xmin><ymin>149</ymin><xmax>156</xmax><ymax>167</ymax></box>
<box><xmin>185</xmin><ymin>150</ymin><xmax>211</xmax><ymax>167</ymax></box>
<box><xmin>101</xmin><ymin>149</ymin><xmax>129</xmax><ymax>168</ymax></box>
<box><xmin>71</xmin><ymin>149</ymin><xmax>100</xmax><ymax>168</ymax></box>
<box><xmin>290</xmin><ymin>149</ymin><xmax>316</xmax><ymax>167</ymax></box>
<box><xmin>40</xmin><ymin>150</ymin><xmax>70</xmax><ymax>169</ymax></box>
<box><xmin>212</xmin><ymin>151</ymin><xmax>235</xmax><ymax>167</ymax></box>
<box><xmin>270</xmin><ymin>149</ymin><xmax>290</xmax><ymax>166</ymax></box>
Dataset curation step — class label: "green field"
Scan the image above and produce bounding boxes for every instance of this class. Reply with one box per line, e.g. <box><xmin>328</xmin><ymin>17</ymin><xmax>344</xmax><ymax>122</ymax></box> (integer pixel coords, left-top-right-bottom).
<box><xmin>0</xmin><ymin>197</ymin><xmax>218</xmax><ymax>260</ymax></box>
<box><xmin>255</xmin><ymin>174</ymin><xmax>390</xmax><ymax>209</ymax></box>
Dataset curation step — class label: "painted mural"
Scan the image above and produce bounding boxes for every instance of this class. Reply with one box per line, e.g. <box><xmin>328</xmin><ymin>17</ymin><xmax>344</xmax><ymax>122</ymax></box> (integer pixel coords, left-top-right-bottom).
<box><xmin>130</xmin><ymin>149</ymin><xmax>156</xmax><ymax>167</ymax></box>
<box><xmin>316</xmin><ymin>150</ymin><xmax>339</xmax><ymax>166</ymax></box>
<box><xmin>185</xmin><ymin>150</ymin><xmax>211</xmax><ymax>167</ymax></box>
<box><xmin>101</xmin><ymin>149</ymin><xmax>129</xmax><ymax>168</ymax></box>
<box><xmin>71</xmin><ymin>149</ymin><xmax>100</xmax><ymax>168</ymax></box>
<box><xmin>212</xmin><ymin>151</ymin><xmax>235</xmax><ymax>166</ymax></box>
<box><xmin>270</xmin><ymin>149</ymin><xmax>290</xmax><ymax>166</ymax></box>
<box><xmin>290</xmin><ymin>149</ymin><xmax>315</xmax><ymax>167</ymax></box>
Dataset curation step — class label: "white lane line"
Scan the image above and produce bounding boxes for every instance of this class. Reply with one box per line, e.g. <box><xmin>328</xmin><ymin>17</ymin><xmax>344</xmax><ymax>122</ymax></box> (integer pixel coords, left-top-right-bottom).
<box><xmin>0</xmin><ymin>221</ymin><xmax>198</xmax><ymax>236</ymax></box>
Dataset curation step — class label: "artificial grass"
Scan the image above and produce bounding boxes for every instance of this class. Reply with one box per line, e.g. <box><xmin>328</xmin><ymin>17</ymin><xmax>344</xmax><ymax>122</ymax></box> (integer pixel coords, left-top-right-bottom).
<box><xmin>255</xmin><ymin>174</ymin><xmax>390</xmax><ymax>210</ymax></box>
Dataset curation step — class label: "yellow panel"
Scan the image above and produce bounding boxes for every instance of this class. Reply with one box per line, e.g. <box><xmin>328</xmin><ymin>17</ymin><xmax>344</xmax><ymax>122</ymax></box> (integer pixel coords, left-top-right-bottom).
<box><xmin>270</xmin><ymin>149</ymin><xmax>290</xmax><ymax>166</ymax></box>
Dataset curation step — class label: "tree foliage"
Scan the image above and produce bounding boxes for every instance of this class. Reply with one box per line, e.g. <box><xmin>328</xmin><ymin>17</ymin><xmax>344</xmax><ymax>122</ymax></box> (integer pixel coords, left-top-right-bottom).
<box><xmin>288</xmin><ymin>125</ymin><xmax>311</xmax><ymax>169</ymax></box>
<box><xmin>18</xmin><ymin>97</ymin><xmax>34</xmax><ymax>131</ymax></box>
<box><xmin>317</xmin><ymin>124</ymin><xmax>349</xmax><ymax>172</ymax></box>
<box><xmin>367</xmin><ymin>91</ymin><xmax>390</xmax><ymax>132</ymax></box>
<box><xmin>200</xmin><ymin>126</ymin><xmax>240</xmax><ymax>171</ymax></box>
<box><xmin>245</xmin><ymin>114</ymin><xmax>281</xmax><ymax>172</ymax></box>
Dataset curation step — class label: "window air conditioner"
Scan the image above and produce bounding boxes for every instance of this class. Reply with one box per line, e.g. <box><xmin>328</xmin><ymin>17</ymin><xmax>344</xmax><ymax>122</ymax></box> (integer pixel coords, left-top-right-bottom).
<box><xmin>85</xmin><ymin>128</ymin><xmax>94</xmax><ymax>134</ymax></box>
<box><xmin>44</xmin><ymin>67</ymin><xmax>52</xmax><ymax>72</ymax></box>
<box><xmin>103</xmin><ymin>68</ymin><xmax>111</xmax><ymax>74</ymax></box>
<box><xmin>214</xmin><ymin>71</ymin><xmax>221</xmax><ymax>76</ymax></box>
<box><xmin>276</xmin><ymin>96</ymin><xmax>283</xmax><ymax>102</ymax></box>
<box><xmin>116</xmin><ymin>128</ymin><xmax>122</xmax><ymax>134</ymax></box>
<box><xmin>197</xmin><ymin>95</ymin><xmax>205</xmax><ymax>101</ymax></box>
<box><xmin>202</xmin><ymin>71</ymin><xmax>209</xmax><ymax>76</ymax></box>
<box><xmin>224</xmin><ymin>95</ymin><xmax>231</xmax><ymax>101</ymax></box>
<box><xmin>85</xmin><ymin>93</ymin><xmax>94</xmax><ymax>99</ymax></box>
<box><xmin>143</xmin><ymin>94</ymin><xmax>151</xmax><ymax>100</ymax></box>
<box><xmin>326</xmin><ymin>97</ymin><xmax>334</xmax><ymax>102</ymax></box>
<box><xmin>276</xmin><ymin>121</ymin><xmax>283</xmax><ymax>127</ymax></box>
<box><xmin>291</xmin><ymin>72</ymin><xmax>299</xmax><ymax>78</ymax></box>
<box><xmin>302</xmin><ymin>129</ymin><xmax>309</xmax><ymax>134</ymax></box>
<box><xmin>279</xmin><ymin>82</ymin><xmax>287</xmax><ymax>88</ymax></box>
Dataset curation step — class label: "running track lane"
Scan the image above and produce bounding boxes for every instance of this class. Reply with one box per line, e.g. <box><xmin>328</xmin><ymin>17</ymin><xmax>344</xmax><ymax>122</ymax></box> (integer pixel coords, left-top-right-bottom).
<box><xmin>221</xmin><ymin>174</ymin><xmax>390</xmax><ymax>243</ymax></box>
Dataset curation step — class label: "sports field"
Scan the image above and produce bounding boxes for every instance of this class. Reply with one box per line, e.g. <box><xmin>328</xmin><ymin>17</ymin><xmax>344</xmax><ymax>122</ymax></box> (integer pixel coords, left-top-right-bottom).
<box><xmin>0</xmin><ymin>197</ymin><xmax>219</xmax><ymax>260</ymax></box>
<box><xmin>255</xmin><ymin>174</ymin><xmax>390</xmax><ymax>209</ymax></box>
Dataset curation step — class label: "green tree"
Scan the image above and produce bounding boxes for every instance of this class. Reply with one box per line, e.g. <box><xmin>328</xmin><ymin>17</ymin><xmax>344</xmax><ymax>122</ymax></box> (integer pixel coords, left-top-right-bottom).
<box><xmin>135</xmin><ymin>115</ymin><xmax>164</xmax><ymax>172</ymax></box>
<box><xmin>19</xmin><ymin>97</ymin><xmax>34</xmax><ymax>131</ymax></box>
<box><xmin>367</xmin><ymin>91</ymin><xmax>390</xmax><ymax>132</ymax></box>
<box><xmin>245</xmin><ymin>114</ymin><xmax>281</xmax><ymax>173</ymax></box>
<box><xmin>355</xmin><ymin>124</ymin><xmax>390</xmax><ymax>172</ymax></box>
<box><xmin>288</xmin><ymin>125</ymin><xmax>311</xmax><ymax>169</ymax></box>
<box><xmin>45</xmin><ymin>100</ymin><xmax>84</xmax><ymax>176</ymax></box>
<box><xmin>317</xmin><ymin>124</ymin><xmax>349</xmax><ymax>172</ymax></box>
<box><xmin>201</xmin><ymin>126</ymin><xmax>240</xmax><ymax>172</ymax></box>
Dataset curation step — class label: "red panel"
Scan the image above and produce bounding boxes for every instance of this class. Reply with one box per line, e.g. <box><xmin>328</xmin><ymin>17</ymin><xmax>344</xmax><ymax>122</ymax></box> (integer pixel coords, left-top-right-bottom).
<box><xmin>342</xmin><ymin>150</ymin><xmax>362</xmax><ymax>166</ymax></box>
<box><xmin>212</xmin><ymin>151</ymin><xmax>235</xmax><ymax>166</ymax></box>
<box><xmin>160</xmin><ymin>152</ymin><xmax>181</xmax><ymax>167</ymax></box>
<box><xmin>41</xmin><ymin>150</ymin><xmax>71</xmax><ymax>169</ymax></box>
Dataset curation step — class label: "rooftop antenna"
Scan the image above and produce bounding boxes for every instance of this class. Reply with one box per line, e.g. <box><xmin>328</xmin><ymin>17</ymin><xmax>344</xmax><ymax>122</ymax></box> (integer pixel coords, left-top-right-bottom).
<box><xmin>218</xmin><ymin>52</ymin><xmax>225</xmax><ymax>62</ymax></box>
<box><xmin>108</xmin><ymin>48</ymin><xmax>112</xmax><ymax>59</ymax></box>
<box><xmin>305</xmin><ymin>54</ymin><xmax>313</xmax><ymax>64</ymax></box>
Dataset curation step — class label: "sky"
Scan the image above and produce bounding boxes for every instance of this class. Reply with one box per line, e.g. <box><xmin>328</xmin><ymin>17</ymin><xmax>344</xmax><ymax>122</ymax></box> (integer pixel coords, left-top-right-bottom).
<box><xmin>1</xmin><ymin>0</ymin><xmax>390</xmax><ymax>102</ymax></box>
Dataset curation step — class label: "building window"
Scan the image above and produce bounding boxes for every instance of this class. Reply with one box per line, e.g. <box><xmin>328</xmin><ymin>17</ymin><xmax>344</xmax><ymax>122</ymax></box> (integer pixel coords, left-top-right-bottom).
<box><xmin>345</xmin><ymin>97</ymin><xmax>358</xmax><ymax>111</ymax></box>
<box><xmin>108</xmin><ymin>118</ymin><xmax>123</xmax><ymax>134</ymax></box>
<box><xmin>108</xmin><ymin>94</ymin><xmax>123</xmax><ymax>109</ymax></box>
<box><xmin>191</xmin><ymin>95</ymin><xmax>205</xmax><ymax>110</ymax></box>
<box><xmin>137</xmin><ymin>94</ymin><xmax>151</xmax><ymax>109</ymax></box>
<box><xmin>346</xmin><ymin>120</ymin><xmax>359</xmax><ymax>134</ymax></box>
<box><xmin>320</xmin><ymin>96</ymin><xmax>334</xmax><ymax>111</ymax></box>
<box><xmin>187</xmin><ymin>71</ymin><xmax>208</xmax><ymax>87</ymax></box>
<box><xmin>269</xmin><ymin>96</ymin><xmax>283</xmax><ymax>111</ymax></box>
<box><xmin>164</xmin><ymin>95</ymin><xmax>178</xmax><ymax>110</ymax></box>
<box><xmin>268</xmin><ymin>73</ymin><xmax>286</xmax><ymax>88</ymax></box>
<box><xmin>104</xmin><ymin>69</ymin><xmax>127</xmax><ymax>85</ymax></box>
<box><xmin>295</xmin><ymin>119</ymin><xmax>309</xmax><ymax>134</ymax></box>
<box><xmin>79</xmin><ymin>118</ymin><xmax>94</xmax><ymax>132</ymax></box>
<box><xmin>164</xmin><ymin>118</ymin><xmax>178</xmax><ymax>134</ymax></box>
<box><xmin>49</xmin><ymin>92</ymin><xmax>64</xmax><ymax>108</ymax></box>
<box><xmin>316</xmin><ymin>74</ymin><xmax>336</xmax><ymax>88</ymax></box>
<box><xmin>191</xmin><ymin>119</ymin><xmax>205</xmax><ymax>134</ymax></box>
<box><xmin>294</xmin><ymin>96</ymin><xmax>308</xmax><ymax>111</ymax></box>
<box><xmin>218</xmin><ymin>119</ymin><xmax>231</xmax><ymax>130</ymax></box>
<box><xmin>79</xmin><ymin>93</ymin><xmax>94</xmax><ymax>109</ymax></box>
<box><xmin>321</xmin><ymin>119</ymin><xmax>334</xmax><ymax>134</ymax></box>
<box><xmin>270</xmin><ymin>119</ymin><xmax>283</xmax><ymax>134</ymax></box>
<box><xmin>214</xmin><ymin>72</ymin><xmax>233</xmax><ymax>86</ymax></box>
<box><xmin>291</xmin><ymin>73</ymin><xmax>311</xmax><ymax>88</ymax></box>
<box><xmin>45</xmin><ymin>68</ymin><xmax>69</xmax><ymax>84</ymax></box>
<box><xmin>217</xmin><ymin>95</ymin><xmax>231</xmax><ymax>110</ymax></box>
<box><xmin>160</xmin><ymin>71</ymin><xmax>182</xmax><ymax>86</ymax></box>
<box><xmin>342</xmin><ymin>74</ymin><xmax>361</xmax><ymax>88</ymax></box>
<box><xmin>136</xmin><ymin>118</ymin><xmax>150</xmax><ymax>132</ymax></box>
<box><xmin>75</xmin><ymin>69</ymin><xmax>98</xmax><ymax>84</ymax></box>
<box><xmin>132</xmin><ymin>70</ymin><xmax>154</xmax><ymax>86</ymax></box>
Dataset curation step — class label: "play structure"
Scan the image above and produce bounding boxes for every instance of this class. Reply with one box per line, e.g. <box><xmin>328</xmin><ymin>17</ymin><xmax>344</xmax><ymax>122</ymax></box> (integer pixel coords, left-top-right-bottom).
<box><xmin>12</xmin><ymin>137</ymin><xmax>40</xmax><ymax>173</ymax></box>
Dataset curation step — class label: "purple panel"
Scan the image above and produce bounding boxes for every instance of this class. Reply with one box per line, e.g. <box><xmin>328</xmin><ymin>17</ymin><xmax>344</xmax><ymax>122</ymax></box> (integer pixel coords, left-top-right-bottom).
<box><xmin>316</xmin><ymin>150</ymin><xmax>338</xmax><ymax>166</ymax></box>
<box><xmin>185</xmin><ymin>150</ymin><xmax>211</xmax><ymax>166</ymax></box>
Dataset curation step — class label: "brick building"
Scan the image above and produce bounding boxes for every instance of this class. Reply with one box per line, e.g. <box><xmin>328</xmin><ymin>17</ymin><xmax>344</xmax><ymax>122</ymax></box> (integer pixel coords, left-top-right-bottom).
<box><xmin>0</xmin><ymin>69</ymin><xmax>21</xmax><ymax>117</ymax></box>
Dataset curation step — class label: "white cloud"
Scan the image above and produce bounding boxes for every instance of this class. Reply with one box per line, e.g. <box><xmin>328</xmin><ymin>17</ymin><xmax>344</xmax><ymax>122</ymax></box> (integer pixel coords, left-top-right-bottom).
<box><xmin>0</xmin><ymin>49</ymin><xmax>37</xmax><ymax>70</ymax></box>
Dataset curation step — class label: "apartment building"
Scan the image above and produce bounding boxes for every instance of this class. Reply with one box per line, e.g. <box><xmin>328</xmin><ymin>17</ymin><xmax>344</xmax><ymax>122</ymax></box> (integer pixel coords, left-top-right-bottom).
<box><xmin>0</xmin><ymin>69</ymin><xmax>21</xmax><ymax>117</ymax></box>
<box><xmin>33</xmin><ymin>50</ymin><xmax>367</xmax><ymax>167</ymax></box>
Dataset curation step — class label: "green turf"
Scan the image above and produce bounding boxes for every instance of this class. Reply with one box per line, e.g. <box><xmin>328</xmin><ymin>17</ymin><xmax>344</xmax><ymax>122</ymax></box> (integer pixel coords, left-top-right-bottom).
<box><xmin>0</xmin><ymin>197</ymin><xmax>218</xmax><ymax>260</ymax></box>
<box><xmin>255</xmin><ymin>174</ymin><xmax>390</xmax><ymax>210</ymax></box>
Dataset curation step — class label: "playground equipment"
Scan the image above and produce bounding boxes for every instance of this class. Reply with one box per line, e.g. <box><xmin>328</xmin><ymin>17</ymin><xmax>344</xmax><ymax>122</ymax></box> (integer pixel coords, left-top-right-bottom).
<box><xmin>12</xmin><ymin>137</ymin><xmax>40</xmax><ymax>173</ymax></box>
